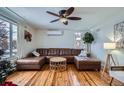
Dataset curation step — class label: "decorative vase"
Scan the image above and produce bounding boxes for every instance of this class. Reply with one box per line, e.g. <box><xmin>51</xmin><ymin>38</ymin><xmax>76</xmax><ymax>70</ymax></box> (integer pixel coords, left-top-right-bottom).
<box><xmin>87</xmin><ymin>53</ymin><xmax>91</xmax><ymax>57</ymax></box>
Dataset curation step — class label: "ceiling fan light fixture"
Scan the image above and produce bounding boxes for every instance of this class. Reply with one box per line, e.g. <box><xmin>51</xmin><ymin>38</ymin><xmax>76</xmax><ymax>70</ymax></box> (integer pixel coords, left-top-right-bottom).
<box><xmin>60</xmin><ymin>18</ymin><xmax>68</xmax><ymax>23</ymax></box>
<box><xmin>47</xmin><ymin>7</ymin><xmax>81</xmax><ymax>25</ymax></box>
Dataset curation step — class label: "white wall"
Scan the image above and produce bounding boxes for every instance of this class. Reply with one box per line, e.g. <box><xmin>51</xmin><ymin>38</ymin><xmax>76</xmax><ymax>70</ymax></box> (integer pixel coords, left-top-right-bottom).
<box><xmin>36</xmin><ymin>30</ymin><xmax>80</xmax><ymax>48</ymax></box>
<box><xmin>91</xmin><ymin>11</ymin><xmax>124</xmax><ymax>66</ymax></box>
<box><xmin>17</xmin><ymin>24</ymin><xmax>37</xmax><ymax>58</ymax></box>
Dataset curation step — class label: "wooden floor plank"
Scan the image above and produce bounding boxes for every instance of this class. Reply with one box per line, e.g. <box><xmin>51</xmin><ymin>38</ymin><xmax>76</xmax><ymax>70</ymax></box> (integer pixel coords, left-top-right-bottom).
<box><xmin>45</xmin><ymin>70</ymin><xmax>55</xmax><ymax>86</ymax></box>
<box><xmin>6</xmin><ymin>64</ymin><xmax>124</xmax><ymax>86</ymax></box>
<box><xmin>80</xmin><ymin>72</ymin><xmax>90</xmax><ymax>86</ymax></box>
<box><xmin>26</xmin><ymin>71</ymin><xmax>42</xmax><ymax>86</ymax></box>
<box><xmin>62</xmin><ymin>70</ymin><xmax>70</xmax><ymax>86</ymax></box>
<box><xmin>86</xmin><ymin>71</ymin><xmax>109</xmax><ymax>86</ymax></box>
<box><xmin>33</xmin><ymin>65</ymin><xmax>50</xmax><ymax>86</ymax></box>
<box><xmin>68</xmin><ymin>65</ymin><xmax>80</xmax><ymax>86</ymax></box>
<box><xmin>27</xmin><ymin>66</ymin><xmax>46</xmax><ymax>86</ymax></box>
<box><xmin>82</xmin><ymin>72</ymin><xmax>96</xmax><ymax>86</ymax></box>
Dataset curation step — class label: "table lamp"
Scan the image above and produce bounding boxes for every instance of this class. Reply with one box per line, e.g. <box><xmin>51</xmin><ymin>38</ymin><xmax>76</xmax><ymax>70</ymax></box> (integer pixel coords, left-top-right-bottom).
<box><xmin>102</xmin><ymin>43</ymin><xmax>116</xmax><ymax>75</ymax></box>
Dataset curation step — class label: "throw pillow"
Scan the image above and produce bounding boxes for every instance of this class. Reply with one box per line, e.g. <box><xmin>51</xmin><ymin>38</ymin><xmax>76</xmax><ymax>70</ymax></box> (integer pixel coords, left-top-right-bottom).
<box><xmin>78</xmin><ymin>50</ymin><xmax>87</xmax><ymax>57</ymax></box>
<box><xmin>32</xmin><ymin>51</ymin><xmax>40</xmax><ymax>57</ymax></box>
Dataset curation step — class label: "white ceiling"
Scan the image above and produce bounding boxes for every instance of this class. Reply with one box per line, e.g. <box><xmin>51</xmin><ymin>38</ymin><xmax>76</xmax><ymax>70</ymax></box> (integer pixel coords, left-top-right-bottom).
<box><xmin>8</xmin><ymin>7</ymin><xmax>124</xmax><ymax>30</ymax></box>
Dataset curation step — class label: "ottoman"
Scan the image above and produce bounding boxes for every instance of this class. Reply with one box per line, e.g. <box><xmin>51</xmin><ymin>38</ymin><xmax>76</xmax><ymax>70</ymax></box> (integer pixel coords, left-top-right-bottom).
<box><xmin>16</xmin><ymin>57</ymin><xmax>45</xmax><ymax>70</ymax></box>
<box><xmin>74</xmin><ymin>56</ymin><xmax>101</xmax><ymax>71</ymax></box>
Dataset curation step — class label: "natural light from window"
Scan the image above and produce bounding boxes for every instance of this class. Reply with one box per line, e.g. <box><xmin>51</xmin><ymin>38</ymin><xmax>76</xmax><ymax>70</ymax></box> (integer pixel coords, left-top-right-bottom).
<box><xmin>0</xmin><ymin>18</ymin><xmax>17</xmax><ymax>59</ymax></box>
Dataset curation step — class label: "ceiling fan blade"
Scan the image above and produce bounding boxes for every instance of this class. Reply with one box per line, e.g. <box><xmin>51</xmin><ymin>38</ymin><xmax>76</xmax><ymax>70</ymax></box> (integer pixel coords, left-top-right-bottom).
<box><xmin>63</xmin><ymin>21</ymin><xmax>68</xmax><ymax>25</ymax></box>
<box><xmin>67</xmin><ymin>17</ymin><xmax>82</xmax><ymax>20</ymax></box>
<box><xmin>65</xmin><ymin>7</ymin><xmax>74</xmax><ymax>16</ymax></box>
<box><xmin>50</xmin><ymin>19</ymin><xmax>60</xmax><ymax>23</ymax></box>
<box><xmin>46</xmin><ymin>11</ymin><xmax>60</xmax><ymax>17</ymax></box>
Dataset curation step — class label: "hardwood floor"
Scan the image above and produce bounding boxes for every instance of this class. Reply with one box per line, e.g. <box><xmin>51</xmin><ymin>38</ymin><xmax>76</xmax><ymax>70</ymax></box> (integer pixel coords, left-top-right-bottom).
<box><xmin>6</xmin><ymin>64</ymin><xmax>124</xmax><ymax>86</ymax></box>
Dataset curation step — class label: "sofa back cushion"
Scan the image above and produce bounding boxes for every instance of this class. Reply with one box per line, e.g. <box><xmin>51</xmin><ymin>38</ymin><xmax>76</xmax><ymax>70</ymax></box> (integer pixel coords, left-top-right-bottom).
<box><xmin>36</xmin><ymin>48</ymin><xmax>48</xmax><ymax>56</ymax></box>
<box><xmin>36</xmin><ymin>48</ymin><xmax>82</xmax><ymax>56</ymax></box>
<box><xmin>48</xmin><ymin>48</ymin><xmax>60</xmax><ymax>56</ymax></box>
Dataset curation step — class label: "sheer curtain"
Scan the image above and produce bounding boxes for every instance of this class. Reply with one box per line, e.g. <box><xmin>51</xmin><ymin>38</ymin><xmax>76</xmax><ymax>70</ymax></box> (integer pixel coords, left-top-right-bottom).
<box><xmin>17</xmin><ymin>24</ymin><xmax>24</xmax><ymax>59</ymax></box>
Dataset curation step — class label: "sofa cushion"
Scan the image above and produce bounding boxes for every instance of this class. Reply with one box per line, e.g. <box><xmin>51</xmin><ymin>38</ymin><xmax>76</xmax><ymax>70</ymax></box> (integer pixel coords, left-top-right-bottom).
<box><xmin>17</xmin><ymin>57</ymin><xmax>45</xmax><ymax>65</ymax></box>
<box><xmin>45</xmin><ymin>56</ymin><xmax>54</xmax><ymax>63</ymax></box>
<box><xmin>61</xmin><ymin>56</ymin><xmax>74</xmax><ymax>63</ymax></box>
<box><xmin>48</xmin><ymin>49</ymin><xmax>59</xmax><ymax>56</ymax></box>
<box><xmin>45</xmin><ymin>56</ymin><xmax>53</xmax><ymax>59</ymax></box>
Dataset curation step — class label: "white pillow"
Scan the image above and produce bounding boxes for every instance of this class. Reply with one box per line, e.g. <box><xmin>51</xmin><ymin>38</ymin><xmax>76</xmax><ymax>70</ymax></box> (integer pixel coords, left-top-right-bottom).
<box><xmin>78</xmin><ymin>50</ymin><xmax>87</xmax><ymax>57</ymax></box>
<box><xmin>32</xmin><ymin>51</ymin><xmax>40</xmax><ymax>57</ymax></box>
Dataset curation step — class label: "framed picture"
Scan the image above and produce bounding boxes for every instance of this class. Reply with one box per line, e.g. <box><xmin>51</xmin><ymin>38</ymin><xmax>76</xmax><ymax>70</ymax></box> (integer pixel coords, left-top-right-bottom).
<box><xmin>114</xmin><ymin>21</ymin><xmax>124</xmax><ymax>48</ymax></box>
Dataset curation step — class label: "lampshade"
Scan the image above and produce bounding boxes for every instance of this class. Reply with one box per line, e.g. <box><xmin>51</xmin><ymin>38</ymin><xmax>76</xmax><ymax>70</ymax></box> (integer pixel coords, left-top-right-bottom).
<box><xmin>60</xmin><ymin>18</ymin><xmax>67</xmax><ymax>23</ymax></box>
<box><xmin>104</xmin><ymin>43</ymin><xmax>116</xmax><ymax>49</ymax></box>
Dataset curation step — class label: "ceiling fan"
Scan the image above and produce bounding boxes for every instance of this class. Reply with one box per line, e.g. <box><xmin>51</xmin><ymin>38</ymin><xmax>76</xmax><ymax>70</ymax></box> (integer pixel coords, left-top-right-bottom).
<box><xmin>46</xmin><ymin>7</ymin><xmax>82</xmax><ymax>25</ymax></box>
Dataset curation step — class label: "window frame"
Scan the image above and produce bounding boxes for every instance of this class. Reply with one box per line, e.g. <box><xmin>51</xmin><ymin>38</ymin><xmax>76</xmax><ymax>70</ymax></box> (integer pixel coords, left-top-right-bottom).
<box><xmin>0</xmin><ymin>17</ymin><xmax>18</xmax><ymax>58</ymax></box>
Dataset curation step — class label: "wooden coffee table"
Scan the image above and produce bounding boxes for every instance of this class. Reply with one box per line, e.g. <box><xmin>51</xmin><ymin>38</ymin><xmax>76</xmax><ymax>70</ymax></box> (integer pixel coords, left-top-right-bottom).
<box><xmin>50</xmin><ymin>57</ymin><xmax>67</xmax><ymax>71</ymax></box>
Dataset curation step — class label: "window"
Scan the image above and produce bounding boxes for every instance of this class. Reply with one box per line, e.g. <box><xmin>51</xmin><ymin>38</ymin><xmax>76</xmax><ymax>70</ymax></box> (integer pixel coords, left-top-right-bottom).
<box><xmin>74</xmin><ymin>32</ymin><xmax>86</xmax><ymax>49</ymax></box>
<box><xmin>0</xmin><ymin>18</ymin><xmax>17</xmax><ymax>58</ymax></box>
<box><xmin>74</xmin><ymin>32</ymin><xmax>82</xmax><ymax>48</ymax></box>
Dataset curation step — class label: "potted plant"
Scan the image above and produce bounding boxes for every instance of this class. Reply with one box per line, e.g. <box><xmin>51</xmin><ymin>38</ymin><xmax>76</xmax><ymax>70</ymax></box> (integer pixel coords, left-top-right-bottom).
<box><xmin>82</xmin><ymin>32</ymin><xmax>94</xmax><ymax>57</ymax></box>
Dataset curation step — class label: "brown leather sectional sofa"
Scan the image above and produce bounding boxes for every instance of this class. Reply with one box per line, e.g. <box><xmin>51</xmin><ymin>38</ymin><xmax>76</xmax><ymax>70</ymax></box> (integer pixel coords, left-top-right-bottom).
<box><xmin>16</xmin><ymin>48</ymin><xmax>82</xmax><ymax>70</ymax></box>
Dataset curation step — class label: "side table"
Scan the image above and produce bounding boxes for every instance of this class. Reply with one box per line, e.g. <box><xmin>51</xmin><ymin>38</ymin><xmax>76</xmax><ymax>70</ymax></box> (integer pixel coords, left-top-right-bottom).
<box><xmin>50</xmin><ymin>57</ymin><xmax>67</xmax><ymax>71</ymax></box>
